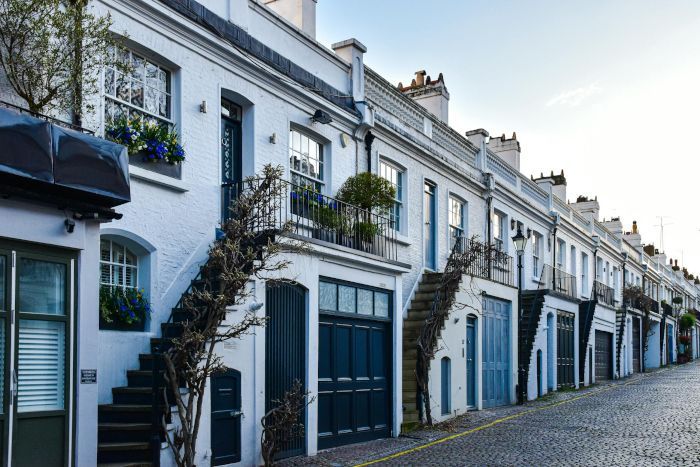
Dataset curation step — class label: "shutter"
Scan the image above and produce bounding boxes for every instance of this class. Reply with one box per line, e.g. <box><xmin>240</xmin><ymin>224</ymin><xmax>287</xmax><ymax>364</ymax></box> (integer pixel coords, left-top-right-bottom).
<box><xmin>17</xmin><ymin>320</ymin><xmax>65</xmax><ymax>412</ymax></box>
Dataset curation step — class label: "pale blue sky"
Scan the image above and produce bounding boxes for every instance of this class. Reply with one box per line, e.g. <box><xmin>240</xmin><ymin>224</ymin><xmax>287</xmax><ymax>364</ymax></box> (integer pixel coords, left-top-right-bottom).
<box><xmin>317</xmin><ymin>0</ymin><xmax>700</xmax><ymax>273</ymax></box>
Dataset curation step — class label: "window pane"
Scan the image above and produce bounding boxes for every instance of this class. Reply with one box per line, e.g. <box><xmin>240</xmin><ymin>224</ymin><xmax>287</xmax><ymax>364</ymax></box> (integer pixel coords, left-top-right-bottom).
<box><xmin>19</xmin><ymin>259</ymin><xmax>66</xmax><ymax>315</ymax></box>
<box><xmin>357</xmin><ymin>289</ymin><xmax>373</xmax><ymax>315</ymax></box>
<box><xmin>374</xmin><ymin>292</ymin><xmax>389</xmax><ymax>318</ymax></box>
<box><xmin>338</xmin><ymin>285</ymin><xmax>356</xmax><ymax>313</ymax></box>
<box><xmin>0</xmin><ymin>256</ymin><xmax>5</xmax><ymax>311</ymax></box>
<box><xmin>17</xmin><ymin>320</ymin><xmax>65</xmax><ymax>412</ymax></box>
<box><xmin>319</xmin><ymin>282</ymin><xmax>337</xmax><ymax>311</ymax></box>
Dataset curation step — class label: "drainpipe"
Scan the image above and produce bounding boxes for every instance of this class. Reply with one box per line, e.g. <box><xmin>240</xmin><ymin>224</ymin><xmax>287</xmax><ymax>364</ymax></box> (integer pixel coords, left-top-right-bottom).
<box><xmin>364</xmin><ymin>131</ymin><xmax>375</xmax><ymax>173</ymax></box>
<box><xmin>552</xmin><ymin>226</ymin><xmax>558</xmax><ymax>290</ymax></box>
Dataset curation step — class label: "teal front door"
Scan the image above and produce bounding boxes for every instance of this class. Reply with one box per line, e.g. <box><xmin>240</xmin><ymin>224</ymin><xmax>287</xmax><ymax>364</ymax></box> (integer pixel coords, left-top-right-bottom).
<box><xmin>0</xmin><ymin>243</ymin><xmax>74</xmax><ymax>466</ymax></box>
<box><xmin>466</xmin><ymin>316</ymin><xmax>476</xmax><ymax>408</ymax></box>
<box><xmin>482</xmin><ymin>297</ymin><xmax>510</xmax><ymax>408</ymax></box>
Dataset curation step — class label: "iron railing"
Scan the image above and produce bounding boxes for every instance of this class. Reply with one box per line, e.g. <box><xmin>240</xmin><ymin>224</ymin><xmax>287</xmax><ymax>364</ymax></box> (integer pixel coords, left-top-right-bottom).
<box><xmin>539</xmin><ymin>264</ymin><xmax>577</xmax><ymax>300</ymax></box>
<box><xmin>453</xmin><ymin>237</ymin><xmax>514</xmax><ymax>287</ymax></box>
<box><xmin>593</xmin><ymin>280</ymin><xmax>615</xmax><ymax>307</ymax></box>
<box><xmin>222</xmin><ymin>178</ymin><xmax>398</xmax><ymax>261</ymax></box>
<box><xmin>0</xmin><ymin>99</ymin><xmax>94</xmax><ymax>134</ymax></box>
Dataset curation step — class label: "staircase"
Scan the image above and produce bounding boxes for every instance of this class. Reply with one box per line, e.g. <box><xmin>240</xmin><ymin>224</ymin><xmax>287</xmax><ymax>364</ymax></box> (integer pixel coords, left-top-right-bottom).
<box><xmin>97</xmin><ymin>275</ymin><xmax>213</xmax><ymax>466</ymax></box>
<box><xmin>518</xmin><ymin>290</ymin><xmax>546</xmax><ymax>396</ymax></box>
<box><xmin>401</xmin><ymin>272</ymin><xmax>443</xmax><ymax>431</ymax></box>
<box><xmin>578</xmin><ymin>299</ymin><xmax>596</xmax><ymax>384</ymax></box>
<box><xmin>615</xmin><ymin>308</ymin><xmax>627</xmax><ymax>376</ymax></box>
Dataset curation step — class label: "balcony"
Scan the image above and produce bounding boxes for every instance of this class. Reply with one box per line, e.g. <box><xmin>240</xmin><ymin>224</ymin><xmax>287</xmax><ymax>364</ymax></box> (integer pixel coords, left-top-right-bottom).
<box><xmin>0</xmin><ymin>101</ymin><xmax>130</xmax><ymax>216</ymax></box>
<box><xmin>539</xmin><ymin>265</ymin><xmax>577</xmax><ymax>301</ymax></box>
<box><xmin>224</xmin><ymin>178</ymin><xmax>398</xmax><ymax>262</ymax></box>
<box><xmin>593</xmin><ymin>280</ymin><xmax>615</xmax><ymax>307</ymax></box>
<box><xmin>452</xmin><ymin>237</ymin><xmax>514</xmax><ymax>287</ymax></box>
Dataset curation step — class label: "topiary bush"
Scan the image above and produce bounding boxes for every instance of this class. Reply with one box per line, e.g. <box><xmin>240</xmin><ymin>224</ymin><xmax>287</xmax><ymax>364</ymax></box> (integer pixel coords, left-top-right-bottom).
<box><xmin>336</xmin><ymin>172</ymin><xmax>396</xmax><ymax>214</ymax></box>
<box><xmin>679</xmin><ymin>312</ymin><xmax>696</xmax><ymax>331</ymax></box>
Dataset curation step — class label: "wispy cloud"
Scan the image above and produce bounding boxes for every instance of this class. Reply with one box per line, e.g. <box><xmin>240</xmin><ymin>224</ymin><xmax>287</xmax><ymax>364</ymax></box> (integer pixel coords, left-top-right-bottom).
<box><xmin>546</xmin><ymin>81</ymin><xmax>602</xmax><ymax>107</ymax></box>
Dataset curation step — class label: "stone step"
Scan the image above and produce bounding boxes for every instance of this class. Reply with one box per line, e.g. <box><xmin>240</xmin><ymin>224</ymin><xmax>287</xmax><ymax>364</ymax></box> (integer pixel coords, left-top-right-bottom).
<box><xmin>422</xmin><ymin>272</ymin><xmax>444</xmax><ymax>284</ymax></box>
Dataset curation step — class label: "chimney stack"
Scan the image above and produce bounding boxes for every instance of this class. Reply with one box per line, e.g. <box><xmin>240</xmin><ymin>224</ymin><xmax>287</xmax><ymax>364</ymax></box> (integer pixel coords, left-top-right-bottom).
<box><xmin>398</xmin><ymin>70</ymin><xmax>450</xmax><ymax>123</ymax></box>
<box><xmin>533</xmin><ymin>170</ymin><xmax>567</xmax><ymax>202</ymax></box>
<box><xmin>264</xmin><ymin>0</ymin><xmax>317</xmax><ymax>38</ymax></box>
<box><xmin>571</xmin><ymin>195</ymin><xmax>600</xmax><ymax>222</ymax></box>
<box><xmin>486</xmin><ymin>132</ymin><xmax>521</xmax><ymax>171</ymax></box>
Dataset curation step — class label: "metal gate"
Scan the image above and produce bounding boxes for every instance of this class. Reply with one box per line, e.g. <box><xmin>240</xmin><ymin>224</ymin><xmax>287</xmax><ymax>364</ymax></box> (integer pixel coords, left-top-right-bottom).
<box><xmin>265</xmin><ymin>282</ymin><xmax>306</xmax><ymax>459</ymax></box>
<box><xmin>557</xmin><ymin>311</ymin><xmax>575</xmax><ymax>388</ymax></box>
<box><xmin>595</xmin><ymin>331</ymin><xmax>613</xmax><ymax>381</ymax></box>
<box><xmin>632</xmin><ymin>317</ymin><xmax>641</xmax><ymax>373</ymax></box>
<box><xmin>482</xmin><ymin>297</ymin><xmax>510</xmax><ymax>408</ymax></box>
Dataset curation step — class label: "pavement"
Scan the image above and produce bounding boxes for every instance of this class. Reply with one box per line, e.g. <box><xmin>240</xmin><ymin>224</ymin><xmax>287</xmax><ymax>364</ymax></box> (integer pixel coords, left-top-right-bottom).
<box><xmin>281</xmin><ymin>361</ymin><xmax>700</xmax><ymax>466</ymax></box>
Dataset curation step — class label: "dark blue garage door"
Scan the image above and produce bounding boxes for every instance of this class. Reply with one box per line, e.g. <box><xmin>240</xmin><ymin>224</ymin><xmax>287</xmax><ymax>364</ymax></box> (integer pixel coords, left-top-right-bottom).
<box><xmin>317</xmin><ymin>280</ymin><xmax>392</xmax><ymax>449</ymax></box>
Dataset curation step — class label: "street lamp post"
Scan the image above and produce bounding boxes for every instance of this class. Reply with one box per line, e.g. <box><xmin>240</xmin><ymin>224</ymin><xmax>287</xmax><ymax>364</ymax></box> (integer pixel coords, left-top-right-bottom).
<box><xmin>512</xmin><ymin>227</ymin><xmax>528</xmax><ymax>404</ymax></box>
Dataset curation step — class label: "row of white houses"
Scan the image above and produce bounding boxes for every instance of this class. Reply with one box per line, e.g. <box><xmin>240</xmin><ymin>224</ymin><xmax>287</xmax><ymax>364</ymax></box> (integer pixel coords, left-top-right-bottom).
<box><xmin>1</xmin><ymin>0</ymin><xmax>699</xmax><ymax>465</ymax></box>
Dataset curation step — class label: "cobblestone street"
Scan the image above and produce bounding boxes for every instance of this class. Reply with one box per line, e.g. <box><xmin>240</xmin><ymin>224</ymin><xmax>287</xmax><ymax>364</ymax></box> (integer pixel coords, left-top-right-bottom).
<box><xmin>284</xmin><ymin>362</ymin><xmax>700</xmax><ymax>466</ymax></box>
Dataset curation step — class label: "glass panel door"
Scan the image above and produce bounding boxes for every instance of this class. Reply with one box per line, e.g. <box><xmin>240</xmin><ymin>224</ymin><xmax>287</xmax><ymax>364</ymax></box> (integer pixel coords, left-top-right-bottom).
<box><xmin>11</xmin><ymin>252</ymin><xmax>72</xmax><ymax>467</ymax></box>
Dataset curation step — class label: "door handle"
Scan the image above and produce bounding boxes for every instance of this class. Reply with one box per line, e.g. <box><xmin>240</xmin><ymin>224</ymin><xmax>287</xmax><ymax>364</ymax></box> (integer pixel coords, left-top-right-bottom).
<box><xmin>229</xmin><ymin>410</ymin><xmax>242</xmax><ymax>418</ymax></box>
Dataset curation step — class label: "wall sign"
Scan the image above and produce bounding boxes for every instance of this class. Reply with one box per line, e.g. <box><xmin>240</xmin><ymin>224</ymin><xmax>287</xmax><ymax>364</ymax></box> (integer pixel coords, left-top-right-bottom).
<box><xmin>81</xmin><ymin>369</ymin><xmax>97</xmax><ymax>384</ymax></box>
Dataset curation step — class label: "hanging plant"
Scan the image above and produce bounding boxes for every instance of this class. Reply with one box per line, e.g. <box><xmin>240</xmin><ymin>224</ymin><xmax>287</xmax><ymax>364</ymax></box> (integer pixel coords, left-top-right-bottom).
<box><xmin>106</xmin><ymin>116</ymin><xmax>185</xmax><ymax>164</ymax></box>
<box><xmin>100</xmin><ymin>285</ymin><xmax>151</xmax><ymax>325</ymax></box>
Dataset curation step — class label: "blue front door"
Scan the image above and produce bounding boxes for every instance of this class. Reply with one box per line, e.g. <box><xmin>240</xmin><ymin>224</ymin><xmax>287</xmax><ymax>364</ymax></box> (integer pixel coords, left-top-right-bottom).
<box><xmin>424</xmin><ymin>182</ymin><xmax>436</xmax><ymax>270</ymax></box>
<box><xmin>667</xmin><ymin>324</ymin><xmax>674</xmax><ymax>363</ymax></box>
<box><xmin>482</xmin><ymin>297</ymin><xmax>511</xmax><ymax>408</ymax></box>
<box><xmin>466</xmin><ymin>317</ymin><xmax>477</xmax><ymax>407</ymax></box>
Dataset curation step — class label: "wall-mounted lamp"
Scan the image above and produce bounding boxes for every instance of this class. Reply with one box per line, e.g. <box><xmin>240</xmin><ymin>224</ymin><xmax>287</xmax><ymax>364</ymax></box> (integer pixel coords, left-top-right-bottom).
<box><xmin>64</xmin><ymin>219</ymin><xmax>75</xmax><ymax>234</ymax></box>
<box><xmin>269</xmin><ymin>132</ymin><xmax>277</xmax><ymax>144</ymax></box>
<box><xmin>526</xmin><ymin>227</ymin><xmax>532</xmax><ymax>238</ymax></box>
<box><xmin>340</xmin><ymin>133</ymin><xmax>350</xmax><ymax>148</ymax></box>
<box><xmin>311</xmin><ymin>109</ymin><xmax>333</xmax><ymax>124</ymax></box>
<box><xmin>511</xmin><ymin>219</ymin><xmax>516</xmax><ymax>230</ymax></box>
<box><xmin>199</xmin><ymin>100</ymin><xmax>208</xmax><ymax>113</ymax></box>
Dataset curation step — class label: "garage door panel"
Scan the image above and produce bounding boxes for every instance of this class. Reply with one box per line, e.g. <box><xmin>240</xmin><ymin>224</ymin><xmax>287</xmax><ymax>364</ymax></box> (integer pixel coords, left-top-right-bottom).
<box><xmin>336</xmin><ymin>391</ymin><xmax>353</xmax><ymax>433</ymax></box>
<box><xmin>317</xmin><ymin>392</ymin><xmax>333</xmax><ymax>437</ymax></box>
<box><xmin>319</xmin><ymin>324</ymin><xmax>332</xmax><ymax>380</ymax></box>
<box><xmin>372</xmin><ymin>328</ymin><xmax>387</xmax><ymax>379</ymax></box>
<box><xmin>371</xmin><ymin>389</ymin><xmax>388</xmax><ymax>428</ymax></box>
<box><xmin>354</xmin><ymin>327</ymin><xmax>370</xmax><ymax>379</ymax></box>
<box><xmin>335</xmin><ymin>325</ymin><xmax>352</xmax><ymax>379</ymax></box>
<box><xmin>355</xmin><ymin>390</ymin><xmax>371</xmax><ymax>431</ymax></box>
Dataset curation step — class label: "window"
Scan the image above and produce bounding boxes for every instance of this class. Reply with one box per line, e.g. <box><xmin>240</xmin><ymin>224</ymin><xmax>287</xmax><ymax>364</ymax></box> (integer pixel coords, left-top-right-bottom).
<box><xmin>556</xmin><ymin>239</ymin><xmax>566</xmax><ymax>271</ymax></box>
<box><xmin>596</xmin><ymin>257</ymin><xmax>604</xmax><ymax>282</ymax></box>
<box><xmin>103</xmin><ymin>48</ymin><xmax>172</xmax><ymax>128</ymax></box>
<box><xmin>319</xmin><ymin>281</ymin><xmax>390</xmax><ymax>319</ymax></box>
<box><xmin>532</xmin><ymin>232</ymin><xmax>542</xmax><ymax>278</ymax></box>
<box><xmin>581</xmin><ymin>252</ymin><xmax>589</xmax><ymax>296</ymax></box>
<box><xmin>100</xmin><ymin>240</ymin><xmax>138</xmax><ymax>290</ymax></box>
<box><xmin>289</xmin><ymin>129</ymin><xmax>324</xmax><ymax>192</ymax></box>
<box><xmin>448</xmin><ymin>196</ymin><xmax>465</xmax><ymax>243</ymax></box>
<box><xmin>379</xmin><ymin>160</ymin><xmax>404</xmax><ymax>231</ymax></box>
<box><xmin>493</xmin><ymin>211</ymin><xmax>506</xmax><ymax>251</ymax></box>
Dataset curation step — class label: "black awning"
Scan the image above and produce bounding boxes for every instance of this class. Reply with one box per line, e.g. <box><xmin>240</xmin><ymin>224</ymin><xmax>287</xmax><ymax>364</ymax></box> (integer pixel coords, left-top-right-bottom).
<box><xmin>0</xmin><ymin>107</ymin><xmax>130</xmax><ymax>210</ymax></box>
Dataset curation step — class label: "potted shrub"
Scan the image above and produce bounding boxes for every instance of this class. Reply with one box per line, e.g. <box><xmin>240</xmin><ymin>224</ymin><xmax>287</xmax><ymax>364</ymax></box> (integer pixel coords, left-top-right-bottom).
<box><xmin>335</xmin><ymin>172</ymin><xmax>395</xmax><ymax>251</ymax></box>
<box><xmin>99</xmin><ymin>285</ymin><xmax>151</xmax><ymax>331</ymax></box>
<box><xmin>106</xmin><ymin>116</ymin><xmax>185</xmax><ymax>178</ymax></box>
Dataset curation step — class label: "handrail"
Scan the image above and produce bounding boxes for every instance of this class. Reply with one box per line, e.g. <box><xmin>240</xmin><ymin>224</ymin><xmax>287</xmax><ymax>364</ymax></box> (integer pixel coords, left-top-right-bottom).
<box><xmin>222</xmin><ymin>178</ymin><xmax>398</xmax><ymax>261</ymax></box>
<box><xmin>593</xmin><ymin>280</ymin><xmax>615</xmax><ymax>307</ymax></box>
<box><xmin>0</xmin><ymin>99</ymin><xmax>94</xmax><ymax>134</ymax></box>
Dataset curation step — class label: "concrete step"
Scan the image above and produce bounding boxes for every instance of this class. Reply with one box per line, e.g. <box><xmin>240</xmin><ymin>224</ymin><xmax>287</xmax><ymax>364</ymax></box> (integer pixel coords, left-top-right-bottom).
<box><xmin>422</xmin><ymin>272</ymin><xmax>444</xmax><ymax>284</ymax></box>
<box><xmin>417</xmin><ymin>283</ymin><xmax>441</xmax><ymax>293</ymax></box>
<box><xmin>414</xmin><ymin>291</ymin><xmax>437</xmax><ymax>301</ymax></box>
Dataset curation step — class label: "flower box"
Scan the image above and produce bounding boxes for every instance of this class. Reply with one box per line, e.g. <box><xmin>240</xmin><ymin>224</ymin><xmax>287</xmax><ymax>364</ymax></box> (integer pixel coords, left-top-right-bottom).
<box><xmin>100</xmin><ymin>315</ymin><xmax>147</xmax><ymax>332</ymax></box>
<box><xmin>130</xmin><ymin>152</ymin><xmax>182</xmax><ymax>178</ymax></box>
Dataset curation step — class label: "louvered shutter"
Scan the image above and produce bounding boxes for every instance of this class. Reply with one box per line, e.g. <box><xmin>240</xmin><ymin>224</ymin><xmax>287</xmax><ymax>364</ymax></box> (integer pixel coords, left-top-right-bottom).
<box><xmin>17</xmin><ymin>320</ymin><xmax>65</xmax><ymax>412</ymax></box>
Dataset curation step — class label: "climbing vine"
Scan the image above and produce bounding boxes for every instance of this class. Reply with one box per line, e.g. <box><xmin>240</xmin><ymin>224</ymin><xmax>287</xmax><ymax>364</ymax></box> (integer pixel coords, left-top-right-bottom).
<box><xmin>415</xmin><ymin>236</ymin><xmax>505</xmax><ymax>425</ymax></box>
<box><xmin>623</xmin><ymin>285</ymin><xmax>653</xmax><ymax>354</ymax></box>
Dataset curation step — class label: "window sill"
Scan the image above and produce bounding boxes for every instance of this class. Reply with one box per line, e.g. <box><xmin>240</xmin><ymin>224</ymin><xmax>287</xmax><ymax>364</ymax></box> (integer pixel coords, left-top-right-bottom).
<box><xmin>129</xmin><ymin>165</ymin><xmax>189</xmax><ymax>193</ymax></box>
<box><xmin>394</xmin><ymin>232</ymin><xmax>411</xmax><ymax>246</ymax></box>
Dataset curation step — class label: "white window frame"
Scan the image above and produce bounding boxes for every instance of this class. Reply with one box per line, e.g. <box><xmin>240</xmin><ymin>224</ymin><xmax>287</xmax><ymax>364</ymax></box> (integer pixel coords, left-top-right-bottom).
<box><xmin>379</xmin><ymin>159</ymin><xmax>404</xmax><ymax>232</ymax></box>
<box><xmin>289</xmin><ymin>128</ymin><xmax>325</xmax><ymax>193</ymax></box>
<box><xmin>532</xmin><ymin>232</ymin><xmax>542</xmax><ymax>279</ymax></box>
<box><xmin>100</xmin><ymin>239</ymin><xmax>138</xmax><ymax>290</ymax></box>
<box><xmin>448</xmin><ymin>195</ymin><xmax>465</xmax><ymax>243</ymax></box>
<box><xmin>493</xmin><ymin>210</ymin><xmax>506</xmax><ymax>251</ymax></box>
<box><xmin>102</xmin><ymin>47</ymin><xmax>173</xmax><ymax>131</ymax></box>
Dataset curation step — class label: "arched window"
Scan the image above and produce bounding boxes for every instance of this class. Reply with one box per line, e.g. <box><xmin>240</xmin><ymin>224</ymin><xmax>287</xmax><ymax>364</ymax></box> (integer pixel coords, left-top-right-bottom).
<box><xmin>100</xmin><ymin>239</ymin><xmax>138</xmax><ymax>290</ymax></box>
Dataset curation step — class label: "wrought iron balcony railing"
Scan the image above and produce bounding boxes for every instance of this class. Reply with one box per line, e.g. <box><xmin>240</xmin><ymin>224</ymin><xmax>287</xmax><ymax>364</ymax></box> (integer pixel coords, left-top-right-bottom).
<box><xmin>593</xmin><ymin>280</ymin><xmax>615</xmax><ymax>307</ymax></box>
<box><xmin>223</xmin><ymin>178</ymin><xmax>398</xmax><ymax>261</ymax></box>
<box><xmin>452</xmin><ymin>237</ymin><xmax>514</xmax><ymax>287</ymax></box>
<box><xmin>539</xmin><ymin>265</ymin><xmax>577</xmax><ymax>300</ymax></box>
